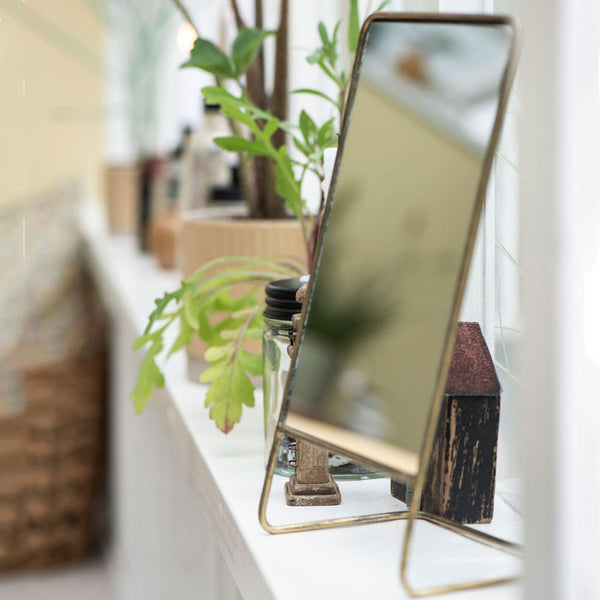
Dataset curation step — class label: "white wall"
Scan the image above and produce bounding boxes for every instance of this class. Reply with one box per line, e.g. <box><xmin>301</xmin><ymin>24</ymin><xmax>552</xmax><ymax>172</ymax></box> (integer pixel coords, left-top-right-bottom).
<box><xmin>519</xmin><ymin>0</ymin><xmax>600</xmax><ymax>598</ymax></box>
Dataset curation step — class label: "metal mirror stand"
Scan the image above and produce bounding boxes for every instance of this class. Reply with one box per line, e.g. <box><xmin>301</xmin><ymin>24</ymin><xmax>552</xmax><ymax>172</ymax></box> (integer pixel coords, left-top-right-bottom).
<box><xmin>259</xmin><ymin>13</ymin><xmax>522</xmax><ymax>597</ymax></box>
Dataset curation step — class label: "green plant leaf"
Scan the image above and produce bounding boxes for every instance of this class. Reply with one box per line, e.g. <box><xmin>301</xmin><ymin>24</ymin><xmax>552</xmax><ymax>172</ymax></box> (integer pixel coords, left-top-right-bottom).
<box><xmin>198</xmin><ymin>356</ymin><xmax>228</xmax><ymax>383</ymax></box>
<box><xmin>331</xmin><ymin>20</ymin><xmax>341</xmax><ymax>52</ymax></box>
<box><xmin>205</xmin><ymin>361</ymin><xmax>256</xmax><ymax>432</ymax></box>
<box><xmin>263</xmin><ymin>117</ymin><xmax>281</xmax><ymax>140</ymax></box>
<box><xmin>183</xmin><ymin>291</ymin><xmax>200</xmax><ymax>331</ymax></box>
<box><xmin>181</xmin><ymin>38</ymin><xmax>235</xmax><ymax>79</ymax></box>
<box><xmin>245</xmin><ymin>327</ymin><xmax>264</xmax><ymax>339</ymax></box>
<box><xmin>306</xmin><ymin>48</ymin><xmax>324</xmax><ymax>65</ymax></box>
<box><xmin>318</xmin><ymin>21</ymin><xmax>330</xmax><ymax>49</ymax></box>
<box><xmin>292</xmin><ymin>136</ymin><xmax>310</xmax><ymax>157</ymax></box>
<box><xmin>238</xmin><ymin>350</ymin><xmax>263</xmax><ymax>376</ymax></box>
<box><xmin>202</xmin><ymin>86</ymin><xmax>274</xmax><ymax>125</ymax></box>
<box><xmin>204</xmin><ymin>343</ymin><xmax>234</xmax><ymax>363</ymax></box>
<box><xmin>231</xmin><ymin>28</ymin><xmax>275</xmax><ymax>77</ymax></box>
<box><xmin>130</xmin><ymin>339</ymin><xmax>165</xmax><ymax>414</ymax></box>
<box><xmin>374</xmin><ymin>0</ymin><xmax>392</xmax><ymax>12</ymax></box>
<box><xmin>299</xmin><ymin>110</ymin><xmax>317</xmax><ymax>144</ymax></box>
<box><xmin>197</xmin><ymin>310</ymin><xmax>224</xmax><ymax>346</ymax></box>
<box><xmin>274</xmin><ymin>150</ymin><xmax>303</xmax><ymax>220</ymax></box>
<box><xmin>168</xmin><ymin>317</ymin><xmax>194</xmax><ymax>358</ymax></box>
<box><xmin>292</xmin><ymin>88</ymin><xmax>339</xmax><ymax>108</ymax></box>
<box><xmin>214</xmin><ymin>135</ymin><xmax>270</xmax><ymax>159</ymax></box>
<box><xmin>348</xmin><ymin>0</ymin><xmax>360</xmax><ymax>54</ymax></box>
<box><xmin>318</xmin><ymin>117</ymin><xmax>337</xmax><ymax>149</ymax></box>
<box><xmin>133</xmin><ymin>332</ymin><xmax>156</xmax><ymax>351</ymax></box>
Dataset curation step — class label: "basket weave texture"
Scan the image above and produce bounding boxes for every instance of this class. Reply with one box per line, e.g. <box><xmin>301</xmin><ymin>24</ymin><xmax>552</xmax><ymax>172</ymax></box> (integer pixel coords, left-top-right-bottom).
<box><xmin>0</xmin><ymin>183</ymin><xmax>107</xmax><ymax>571</ymax></box>
<box><xmin>0</xmin><ymin>355</ymin><xmax>106</xmax><ymax>571</ymax></box>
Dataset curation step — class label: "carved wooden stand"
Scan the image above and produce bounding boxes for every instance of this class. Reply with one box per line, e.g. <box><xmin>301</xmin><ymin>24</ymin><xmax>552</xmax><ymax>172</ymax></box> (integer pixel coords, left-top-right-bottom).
<box><xmin>285</xmin><ymin>440</ymin><xmax>341</xmax><ymax>506</ymax></box>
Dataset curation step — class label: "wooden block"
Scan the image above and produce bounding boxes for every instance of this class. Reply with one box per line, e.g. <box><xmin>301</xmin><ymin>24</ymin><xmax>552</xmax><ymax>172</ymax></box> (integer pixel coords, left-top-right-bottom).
<box><xmin>391</xmin><ymin>322</ymin><xmax>501</xmax><ymax>524</ymax></box>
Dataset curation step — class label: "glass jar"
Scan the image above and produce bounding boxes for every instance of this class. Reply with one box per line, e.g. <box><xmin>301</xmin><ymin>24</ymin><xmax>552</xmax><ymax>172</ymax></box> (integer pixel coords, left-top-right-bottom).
<box><xmin>262</xmin><ymin>278</ymin><xmax>381</xmax><ymax>479</ymax></box>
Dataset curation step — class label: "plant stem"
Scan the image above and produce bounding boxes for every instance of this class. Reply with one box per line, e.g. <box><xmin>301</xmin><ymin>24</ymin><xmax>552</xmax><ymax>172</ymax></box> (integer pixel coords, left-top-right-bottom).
<box><xmin>170</xmin><ymin>0</ymin><xmax>199</xmax><ymax>35</ymax></box>
<box><xmin>230</xmin><ymin>303</ymin><xmax>262</xmax><ymax>366</ymax></box>
<box><xmin>229</xmin><ymin>0</ymin><xmax>247</xmax><ymax>29</ymax></box>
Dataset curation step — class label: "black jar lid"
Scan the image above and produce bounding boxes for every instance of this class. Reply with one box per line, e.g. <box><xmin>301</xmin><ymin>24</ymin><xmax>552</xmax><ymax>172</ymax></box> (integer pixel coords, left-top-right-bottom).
<box><xmin>263</xmin><ymin>277</ymin><xmax>306</xmax><ymax>321</ymax></box>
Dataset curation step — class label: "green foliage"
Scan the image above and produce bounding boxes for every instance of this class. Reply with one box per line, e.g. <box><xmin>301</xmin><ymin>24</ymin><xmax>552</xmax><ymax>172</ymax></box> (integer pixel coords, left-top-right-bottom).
<box><xmin>131</xmin><ymin>336</ymin><xmax>165</xmax><ymax>414</ymax></box>
<box><xmin>181</xmin><ymin>28</ymin><xmax>275</xmax><ymax>79</ymax></box>
<box><xmin>231</xmin><ymin>28</ymin><xmax>275</xmax><ymax>77</ymax></box>
<box><xmin>133</xmin><ymin>3</ymin><xmax>377</xmax><ymax>432</ymax></box>
<box><xmin>131</xmin><ymin>257</ymin><xmax>302</xmax><ymax>432</ymax></box>
<box><xmin>348</xmin><ymin>1</ymin><xmax>360</xmax><ymax>54</ymax></box>
<box><xmin>202</xmin><ymin>85</ymin><xmax>308</xmax><ymax>225</ymax></box>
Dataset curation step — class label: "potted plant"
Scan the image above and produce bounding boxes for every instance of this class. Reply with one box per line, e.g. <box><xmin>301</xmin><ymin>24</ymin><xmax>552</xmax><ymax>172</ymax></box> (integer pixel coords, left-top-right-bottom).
<box><xmin>131</xmin><ymin>0</ymin><xmax>388</xmax><ymax>433</ymax></box>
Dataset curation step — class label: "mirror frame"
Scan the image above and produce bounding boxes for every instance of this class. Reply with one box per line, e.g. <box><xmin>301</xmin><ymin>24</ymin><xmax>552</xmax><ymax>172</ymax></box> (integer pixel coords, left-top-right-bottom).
<box><xmin>259</xmin><ymin>12</ymin><xmax>522</xmax><ymax>597</ymax></box>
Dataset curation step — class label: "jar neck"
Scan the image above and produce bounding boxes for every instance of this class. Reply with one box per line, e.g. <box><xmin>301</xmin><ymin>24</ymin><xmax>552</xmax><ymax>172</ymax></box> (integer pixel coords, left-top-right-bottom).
<box><xmin>264</xmin><ymin>316</ymin><xmax>294</xmax><ymax>336</ymax></box>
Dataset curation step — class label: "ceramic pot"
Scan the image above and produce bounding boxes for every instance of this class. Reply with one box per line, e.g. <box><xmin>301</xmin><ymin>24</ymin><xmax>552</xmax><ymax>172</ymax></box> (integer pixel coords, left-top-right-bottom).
<box><xmin>104</xmin><ymin>164</ymin><xmax>139</xmax><ymax>234</ymax></box>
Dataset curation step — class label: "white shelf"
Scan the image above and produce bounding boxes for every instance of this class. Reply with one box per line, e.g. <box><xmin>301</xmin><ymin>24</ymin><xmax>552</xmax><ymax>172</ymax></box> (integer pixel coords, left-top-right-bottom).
<box><xmin>81</xmin><ymin>204</ymin><xmax>522</xmax><ymax>600</ymax></box>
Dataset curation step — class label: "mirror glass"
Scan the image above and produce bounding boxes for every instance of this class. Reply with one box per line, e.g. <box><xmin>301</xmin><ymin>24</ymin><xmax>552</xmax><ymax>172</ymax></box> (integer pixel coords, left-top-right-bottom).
<box><xmin>284</xmin><ymin>18</ymin><xmax>515</xmax><ymax>478</ymax></box>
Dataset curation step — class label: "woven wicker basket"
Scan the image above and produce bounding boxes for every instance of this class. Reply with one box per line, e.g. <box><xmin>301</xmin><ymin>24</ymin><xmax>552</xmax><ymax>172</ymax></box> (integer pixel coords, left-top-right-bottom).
<box><xmin>0</xmin><ymin>353</ymin><xmax>106</xmax><ymax>571</ymax></box>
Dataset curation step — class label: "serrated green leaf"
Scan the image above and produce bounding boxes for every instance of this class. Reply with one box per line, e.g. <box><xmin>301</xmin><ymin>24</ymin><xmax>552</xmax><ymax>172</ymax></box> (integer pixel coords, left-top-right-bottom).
<box><xmin>231</xmin><ymin>28</ymin><xmax>274</xmax><ymax>78</ymax></box>
<box><xmin>238</xmin><ymin>350</ymin><xmax>263</xmax><ymax>376</ymax></box>
<box><xmin>231</xmin><ymin>306</ymin><xmax>256</xmax><ymax>319</ymax></box>
<box><xmin>130</xmin><ymin>339</ymin><xmax>165</xmax><ymax>413</ymax></box>
<box><xmin>133</xmin><ymin>332</ymin><xmax>155</xmax><ymax>350</ymax></box>
<box><xmin>348</xmin><ymin>0</ymin><xmax>360</xmax><ymax>54</ymax></box>
<box><xmin>214</xmin><ymin>316</ymin><xmax>246</xmax><ymax>333</ymax></box>
<box><xmin>197</xmin><ymin>309</ymin><xmax>224</xmax><ymax>346</ymax></box>
<box><xmin>245</xmin><ymin>327</ymin><xmax>264</xmax><ymax>339</ymax></box>
<box><xmin>213</xmin><ymin>289</ymin><xmax>257</xmax><ymax>312</ymax></box>
<box><xmin>183</xmin><ymin>291</ymin><xmax>200</xmax><ymax>331</ymax></box>
<box><xmin>205</xmin><ymin>361</ymin><xmax>256</xmax><ymax>432</ymax></box>
<box><xmin>181</xmin><ymin>38</ymin><xmax>235</xmax><ymax>79</ymax></box>
<box><xmin>205</xmin><ymin>343</ymin><xmax>234</xmax><ymax>363</ymax></box>
<box><xmin>198</xmin><ymin>357</ymin><xmax>228</xmax><ymax>383</ymax></box>
<box><xmin>168</xmin><ymin>317</ymin><xmax>194</xmax><ymax>357</ymax></box>
<box><xmin>219</xmin><ymin>329</ymin><xmax>241</xmax><ymax>340</ymax></box>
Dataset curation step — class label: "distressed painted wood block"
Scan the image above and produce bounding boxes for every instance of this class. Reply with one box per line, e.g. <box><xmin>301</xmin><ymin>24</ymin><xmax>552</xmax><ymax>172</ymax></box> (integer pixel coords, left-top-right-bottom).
<box><xmin>391</xmin><ymin>322</ymin><xmax>501</xmax><ymax>524</ymax></box>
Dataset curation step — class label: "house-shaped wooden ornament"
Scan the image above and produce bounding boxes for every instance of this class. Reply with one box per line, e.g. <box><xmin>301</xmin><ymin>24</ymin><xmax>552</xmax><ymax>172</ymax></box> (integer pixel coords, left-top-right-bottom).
<box><xmin>391</xmin><ymin>321</ymin><xmax>501</xmax><ymax>524</ymax></box>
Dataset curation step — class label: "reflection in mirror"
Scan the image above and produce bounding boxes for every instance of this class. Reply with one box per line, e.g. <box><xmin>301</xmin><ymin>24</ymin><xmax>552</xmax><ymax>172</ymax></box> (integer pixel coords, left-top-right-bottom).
<box><xmin>284</xmin><ymin>19</ymin><xmax>514</xmax><ymax>480</ymax></box>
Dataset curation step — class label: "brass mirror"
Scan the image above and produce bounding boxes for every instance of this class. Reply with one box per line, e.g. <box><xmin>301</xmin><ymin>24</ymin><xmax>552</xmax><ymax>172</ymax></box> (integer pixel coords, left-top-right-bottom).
<box><xmin>259</xmin><ymin>13</ymin><xmax>521</xmax><ymax>596</ymax></box>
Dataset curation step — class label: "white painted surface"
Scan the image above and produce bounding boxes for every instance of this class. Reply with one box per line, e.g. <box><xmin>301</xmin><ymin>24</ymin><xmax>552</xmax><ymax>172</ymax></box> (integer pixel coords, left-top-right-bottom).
<box><xmin>81</xmin><ymin>204</ymin><xmax>521</xmax><ymax>599</ymax></box>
